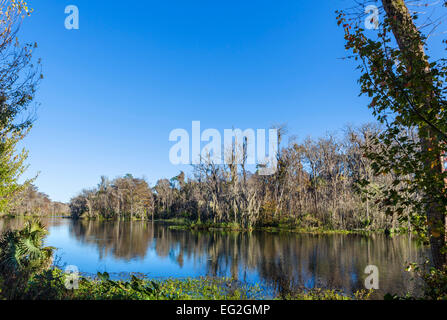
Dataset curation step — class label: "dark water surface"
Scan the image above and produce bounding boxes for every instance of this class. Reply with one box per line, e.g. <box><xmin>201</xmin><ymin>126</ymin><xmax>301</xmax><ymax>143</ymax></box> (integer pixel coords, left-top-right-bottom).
<box><xmin>0</xmin><ymin>217</ymin><xmax>428</xmax><ymax>298</ymax></box>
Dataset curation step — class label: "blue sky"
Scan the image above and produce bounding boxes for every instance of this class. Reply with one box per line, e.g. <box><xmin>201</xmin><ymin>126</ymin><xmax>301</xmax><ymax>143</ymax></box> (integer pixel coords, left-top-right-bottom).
<box><xmin>17</xmin><ymin>0</ymin><xmax>380</xmax><ymax>203</ymax></box>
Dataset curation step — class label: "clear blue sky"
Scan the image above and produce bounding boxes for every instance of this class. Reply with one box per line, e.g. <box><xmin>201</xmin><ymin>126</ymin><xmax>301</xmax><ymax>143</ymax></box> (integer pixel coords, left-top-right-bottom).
<box><xmin>17</xmin><ymin>0</ymin><xmax>379</xmax><ymax>203</ymax></box>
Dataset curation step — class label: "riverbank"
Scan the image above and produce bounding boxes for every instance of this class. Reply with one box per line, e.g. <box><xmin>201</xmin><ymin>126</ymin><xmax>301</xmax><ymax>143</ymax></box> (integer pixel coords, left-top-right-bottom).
<box><xmin>0</xmin><ymin>214</ymin><xmax>395</xmax><ymax>235</ymax></box>
<box><xmin>159</xmin><ymin>217</ymin><xmax>387</xmax><ymax>236</ymax></box>
<box><xmin>1</xmin><ymin>268</ymin><xmax>373</xmax><ymax>300</ymax></box>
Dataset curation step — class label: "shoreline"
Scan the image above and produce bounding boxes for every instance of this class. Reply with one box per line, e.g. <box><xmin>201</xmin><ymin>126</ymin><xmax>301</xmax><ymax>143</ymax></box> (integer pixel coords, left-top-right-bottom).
<box><xmin>0</xmin><ymin>214</ymin><xmax>401</xmax><ymax>236</ymax></box>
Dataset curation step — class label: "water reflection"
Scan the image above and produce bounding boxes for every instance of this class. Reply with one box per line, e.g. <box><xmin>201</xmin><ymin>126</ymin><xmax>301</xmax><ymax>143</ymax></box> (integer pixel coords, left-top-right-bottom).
<box><xmin>0</xmin><ymin>217</ymin><xmax>428</xmax><ymax>297</ymax></box>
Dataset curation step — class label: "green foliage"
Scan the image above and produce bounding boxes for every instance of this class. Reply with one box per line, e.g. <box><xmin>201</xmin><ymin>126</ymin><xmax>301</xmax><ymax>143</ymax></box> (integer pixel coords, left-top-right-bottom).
<box><xmin>281</xmin><ymin>288</ymin><xmax>373</xmax><ymax>300</ymax></box>
<box><xmin>405</xmin><ymin>262</ymin><xmax>447</xmax><ymax>300</ymax></box>
<box><xmin>164</xmin><ymin>217</ymin><xmax>370</xmax><ymax>235</ymax></box>
<box><xmin>17</xmin><ymin>268</ymin><xmax>375</xmax><ymax>300</ymax></box>
<box><xmin>23</xmin><ymin>268</ymin><xmax>69</xmax><ymax>300</ymax></box>
<box><xmin>20</xmin><ymin>269</ymin><xmax>264</xmax><ymax>300</ymax></box>
<box><xmin>0</xmin><ymin>129</ymin><xmax>32</xmax><ymax>214</ymax></box>
<box><xmin>0</xmin><ymin>219</ymin><xmax>54</xmax><ymax>299</ymax></box>
<box><xmin>0</xmin><ymin>1</ymin><xmax>41</xmax><ymax>215</ymax></box>
<box><xmin>336</xmin><ymin>2</ymin><xmax>447</xmax><ymax>265</ymax></box>
<box><xmin>189</xmin><ymin>220</ymin><xmax>244</xmax><ymax>231</ymax></box>
<box><xmin>72</xmin><ymin>274</ymin><xmax>261</xmax><ymax>300</ymax></box>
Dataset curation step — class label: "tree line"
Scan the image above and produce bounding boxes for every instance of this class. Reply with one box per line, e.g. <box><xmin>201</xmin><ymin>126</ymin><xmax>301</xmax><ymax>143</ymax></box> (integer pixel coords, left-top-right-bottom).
<box><xmin>68</xmin><ymin>123</ymin><xmax>413</xmax><ymax>232</ymax></box>
<box><xmin>8</xmin><ymin>184</ymin><xmax>69</xmax><ymax>217</ymax></box>
<box><xmin>69</xmin><ymin>174</ymin><xmax>154</xmax><ymax>220</ymax></box>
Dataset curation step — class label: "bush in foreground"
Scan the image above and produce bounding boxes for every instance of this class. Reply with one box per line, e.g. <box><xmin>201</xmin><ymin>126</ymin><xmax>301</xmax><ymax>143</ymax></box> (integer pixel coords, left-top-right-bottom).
<box><xmin>12</xmin><ymin>268</ymin><xmax>372</xmax><ymax>300</ymax></box>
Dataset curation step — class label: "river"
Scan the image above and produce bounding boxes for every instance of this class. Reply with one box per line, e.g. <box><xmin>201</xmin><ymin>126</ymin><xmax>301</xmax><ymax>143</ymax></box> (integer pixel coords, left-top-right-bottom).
<box><xmin>0</xmin><ymin>216</ymin><xmax>429</xmax><ymax>298</ymax></box>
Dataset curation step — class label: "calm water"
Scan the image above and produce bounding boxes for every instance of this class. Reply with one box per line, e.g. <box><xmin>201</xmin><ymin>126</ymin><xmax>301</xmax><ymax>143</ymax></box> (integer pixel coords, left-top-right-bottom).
<box><xmin>0</xmin><ymin>217</ymin><xmax>429</xmax><ymax>298</ymax></box>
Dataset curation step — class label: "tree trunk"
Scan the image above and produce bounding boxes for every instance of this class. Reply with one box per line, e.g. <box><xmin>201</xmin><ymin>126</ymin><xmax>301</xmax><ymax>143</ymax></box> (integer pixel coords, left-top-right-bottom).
<box><xmin>381</xmin><ymin>0</ymin><xmax>446</xmax><ymax>268</ymax></box>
